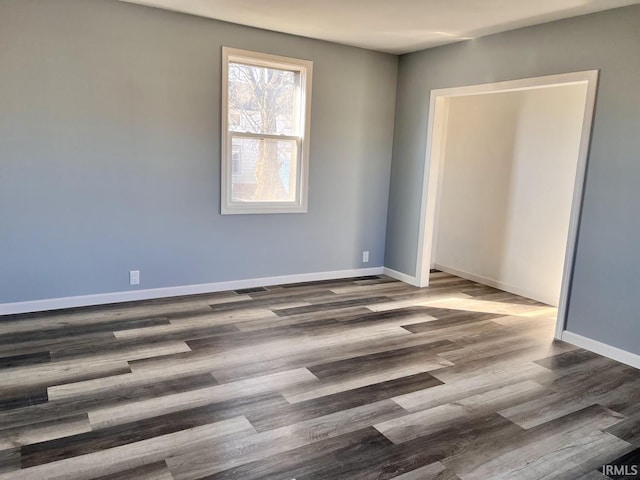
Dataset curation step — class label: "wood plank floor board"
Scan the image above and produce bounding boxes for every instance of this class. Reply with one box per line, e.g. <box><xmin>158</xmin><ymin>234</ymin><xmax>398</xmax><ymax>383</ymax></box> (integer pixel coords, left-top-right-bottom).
<box><xmin>328</xmin><ymin>281</ymin><xmax>413</xmax><ymax>296</ymax></box>
<box><xmin>0</xmin><ymin>362</ymin><xmax>133</xmax><ymax>399</ymax></box>
<box><xmin>290</xmin><ymin>427</ymin><xmax>421</xmax><ymax>480</ymax></box>
<box><xmin>234</xmin><ymin>287</ymin><xmax>267</xmax><ymax>294</ymax></box>
<box><xmin>426</xmin><ymin>339</ymin><xmax>576</xmax><ymax>385</ymax></box>
<box><xmin>478</xmin><ymin>292</ymin><xmax>548</xmax><ymax>306</ymax></box>
<box><xmin>307</xmin><ymin>339</ymin><xmax>455</xmax><ymax>380</ymax></box>
<box><xmin>305</xmin><ymin>289</ymin><xmax>418</xmax><ymax>306</ymax></box>
<box><xmin>0</xmin><ymin>389</ymin><xmax>49</xmax><ymax>412</ymax></box>
<box><xmin>210</xmin><ymin>332</ymin><xmax>458</xmax><ymax>384</ymax></box>
<box><xmin>233</xmin><ymin>305</ymin><xmax>373</xmax><ymax>332</ymax></box>
<box><xmin>200</xmin><ymin>427</ymin><xmax>390</xmax><ymax>480</ymax></box>
<box><xmin>389</xmin><ymin>462</ymin><xmax>455</xmax><ymax>479</ymax></box>
<box><xmin>339</xmin><ymin>305</ymin><xmax>464</xmax><ymax>328</ymax></box>
<box><xmin>45</xmin><ymin>367</ymin><xmax>221</xmax><ymax>405</ymax></box>
<box><xmin>247</xmin><ymin>372</ymin><xmax>442</xmax><ymax>431</ymax></box>
<box><xmin>361</xmin><ymin>290</ymin><xmax>473</xmax><ymax>313</ymax></box>
<box><xmin>274</xmin><ymin>296</ymin><xmax>394</xmax><ymax>317</ymax></box>
<box><xmin>355</xmin><ymin>276</ymin><xmax>401</xmax><ymax>286</ymax></box>
<box><xmin>92</xmin><ymin>461</ymin><xmax>174</xmax><ymax>480</ymax></box>
<box><xmin>0</xmin><ymin>417</ymin><xmax>254</xmax><ymax>480</ymax></box>
<box><xmin>0</xmin><ymin>317</ymin><xmax>172</xmax><ymax>346</ymax></box>
<box><xmin>0</xmin><ymin>373</ymin><xmax>220</xmax><ymax>431</ymax></box>
<box><xmin>459</xmin><ymin>285</ymin><xmax>506</xmax><ymax>297</ymax></box>
<box><xmin>437</xmin><ymin>333</ymin><xmax>546</xmax><ymax>365</ymax></box>
<box><xmin>460</xmin><ymin>286</ymin><xmax>548</xmax><ymax>306</ymax></box>
<box><xmin>48</xmin><ymin>336</ymin><xmax>203</xmax><ymax>361</ymax></box>
<box><xmin>0</xmin><ymin>332</ymin><xmax>121</xmax><ymax>360</ymax></box>
<box><xmin>607</xmin><ymin>412</ymin><xmax>640</xmax><ymax>446</ymax></box>
<box><xmin>382</xmin><ymin>281</ymin><xmax>478</xmax><ymax>300</ymax></box>
<box><xmin>375</xmin><ymin>380</ymin><xmax>547</xmax><ymax>444</ymax></box>
<box><xmin>87</xmin><ymin>368</ymin><xmax>318</xmax><ymax>429</ymax></box>
<box><xmin>0</xmin><ymin>273</ymin><xmax>637</xmax><ymax>480</ymax></box>
<box><xmin>277</xmin><ymin>276</ymin><xmax>383</xmax><ymax>289</ymax></box>
<box><xmin>166</xmin><ymin>399</ymin><xmax>407</xmax><ymax>480</ymax></box>
<box><xmin>432</xmin><ymin>339</ymin><xmax>577</xmax><ymax>379</ymax></box>
<box><xmin>291</xmin><ymin>412</ymin><xmax>518</xmax><ymax>480</ymax></box>
<box><xmin>0</xmin><ymin>414</ymin><xmax>91</xmax><ymax>451</ymax></box>
<box><xmin>442</xmin><ymin>404</ymin><xmax>625</xmax><ymax>476</ymax></box>
<box><xmin>0</xmin><ymin>291</ymin><xmax>250</xmax><ymax>334</ymax></box>
<box><xmin>21</xmin><ymin>392</ymin><xmax>288</xmax><ymax>467</ymax></box>
<box><xmin>206</xmin><ymin>293</ymin><xmax>337</xmax><ymax>313</ymax></box>
<box><xmin>0</xmin><ymin>351</ymin><xmax>51</xmax><ymax>369</ymax></box>
<box><xmin>0</xmin><ymin>313</ymin><xmax>169</xmax><ymax>337</ymax></box>
<box><xmin>392</xmin><ymin>361</ymin><xmax>554</xmax><ymax>412</ymax></box>
<box><xmin>0</xmin><ymin>447</ymin><xmax>20</xmax><ymax>474</ymax></box>
<box><xmin>406</xmin><ymin>296</ymin><xmax>556</xmax><ymax>317</ymax></box>
<box><xmin>185</xmin><ymin>318</ymin><xmax>345</xmax><ymax>351</ymax></box>
<box><xmin>44</xmin><ymin>368</ymin><xmax>218</xmax><ymax>404</ymax></box>
<box><xmin>245</xmin><ymin>286</ymin><xmax>338</xmax><ymax>307</ymax></box>
<box><xmin>458</xmin><ymin>422</ymin><xmax>631</xmax><ymax>480</ymax></box>
<box><xmin>534</xmin><ymin>348</ymin><xmax>605</xmax><ymax>371</ymax></box>
<box><xmin>162</xmin><ymin>308</ymin><xmax>278</xmax><ymax>330</ymax></box>
<box><xmin>498</xmin><ymin>362</ymin><xmax>640</xmax><ymax>429</ymax></box>
<box><xmin>126</xmin><ymin>324</ymin><xmax>413</xmax><ymax>381</ymax></box>
<box><xmin>281</xmin><ymin>360</ymin><xmax>450</xmax><ymax>404</ymax></box>
<box><xmin>400</xmin><ymin>308</ymin><xmax>507</xmax><ymax>333</ymax></box>
<box><xmin>0</xmin><ymin>341</ymin><xmax>191</xmax><ymax>395</ymax></box>
<box><xmin>244</xmin><ymin>287</ymin><xmax>340</xmax><ymax>301</ymax></box>
<box><xmin>111</xmin><ymin>317</ymin><xmax>264</xmax><ymax>344</ymax></box>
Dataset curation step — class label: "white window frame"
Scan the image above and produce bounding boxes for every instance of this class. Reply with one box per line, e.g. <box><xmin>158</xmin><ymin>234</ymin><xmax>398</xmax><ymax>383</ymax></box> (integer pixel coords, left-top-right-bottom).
<box><xmin>221</xmin><ymin>47</ymin><xmax>313</xmax><ymax>215</ymax></box>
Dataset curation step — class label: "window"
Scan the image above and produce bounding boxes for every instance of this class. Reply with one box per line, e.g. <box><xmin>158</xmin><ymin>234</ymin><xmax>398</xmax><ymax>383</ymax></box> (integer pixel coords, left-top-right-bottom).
<box><xmin>221</xmin><ymin>47</ymin><xmax>313</xmax><ymax>214</ymax></box>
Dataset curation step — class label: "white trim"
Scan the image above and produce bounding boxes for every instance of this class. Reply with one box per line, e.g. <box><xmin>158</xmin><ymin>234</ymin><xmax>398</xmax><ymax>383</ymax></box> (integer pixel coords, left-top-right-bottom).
<box><xmin>415</xmin><ymin>93</ymin><xmax>445</xmax><ymax>285</ymax></box>
<box><xmin>383</xmin><ymin>267</ymin><xmax>419</xmax><ymax>286</ymax></box>
<box><xmin>561</xmin><ymin>331</ymin><xmax>640</xmax><ymax>370</ymax></box>
<box><xmin>0</xmin><ymin>267</ymin><xmax>384</xmax><ymax>315</ymax></box>
<box><xmin>220</xmin><ymin>47</ymin><xmax>313</xmax><ymax>215</ymax></box>
<box><xmin>426</xmin><ymin>97</ymin><xmax>450</xmax><ymax>270</ymax></box>
<box><xmin>230</xmin><ymin>131</ymin><xmax>299</xmax><ymax>142</ymax></box>
<box><xmin>555</xmin><ymin>72</ymin><xmax>599</xmax><ymax>339</ymax></box>
<box><xmin>414</xmin><ymin>70</ymin><xmax>599</xmax><ymax>341</ymax></box>
<box><xmin>418</xmin><ymin>73</ymin><xmax>595</xmax><ymax>99</ymax></box>
<box><xmin>434</xmin><ymin>264</ymin><xmax>557</xmax><ymax>307</ymax></box>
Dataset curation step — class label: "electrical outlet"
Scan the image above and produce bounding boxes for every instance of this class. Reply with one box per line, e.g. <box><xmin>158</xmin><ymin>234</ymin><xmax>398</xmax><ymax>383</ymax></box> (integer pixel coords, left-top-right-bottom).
<box><xmin>362</xmin><ymin>251</ymin><xmax>369</xmax><ymax>263</ymax></box>
<box><xmin>129</xmin><ymin>270</ymin><xmax>140</xmax><ymax>286</ymax></box>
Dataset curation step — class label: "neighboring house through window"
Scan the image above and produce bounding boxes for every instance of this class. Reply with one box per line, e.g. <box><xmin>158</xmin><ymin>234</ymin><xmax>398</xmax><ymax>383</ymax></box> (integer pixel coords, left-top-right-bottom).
<box><xmin>231</xmin><ymin>144</ymin><xmax>242</xmax><ymax>175</ymax></box>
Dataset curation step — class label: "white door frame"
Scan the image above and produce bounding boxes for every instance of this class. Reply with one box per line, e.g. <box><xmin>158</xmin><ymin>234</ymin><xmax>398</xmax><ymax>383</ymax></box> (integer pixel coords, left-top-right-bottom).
<box><xmin>414</xmin><ymin>70</ymin><xmax>599</xmax><ymax>339</ymax></box>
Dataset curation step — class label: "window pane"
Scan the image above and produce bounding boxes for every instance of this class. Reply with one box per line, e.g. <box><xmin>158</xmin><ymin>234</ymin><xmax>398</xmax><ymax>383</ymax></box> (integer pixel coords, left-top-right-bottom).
<box><xmin>231</xmin><ymin>144</ymin><xmax>242</xmax><ymax>175</ymax></box>
<box><xmin>231</xmin><ymin>137</ymin><xmax>298</xmax><ymax>202</ymax></box>
<box><xmin>228</xmin><ymin>62</ymin><xmax>298</xmax><ymax>136</ymax></box>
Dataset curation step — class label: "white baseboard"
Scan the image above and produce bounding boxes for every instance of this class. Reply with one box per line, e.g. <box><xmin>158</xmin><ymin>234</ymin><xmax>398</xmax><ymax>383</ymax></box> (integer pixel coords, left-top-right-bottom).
<box><xmin>383</xmin><ymin>267</ymin><xmax>419</xmax><ymax>286</ymax></box>
<box><xmin>0</xmin><ymin>267</ymin><xmax>385</xmax><ymax>315</ymax></box>
<box><xmin>561</xmin><ymin>330</ymin><xmax>640</xmax><ymax>370</ymax></box>
<box><xmin>433</xmin><ymin>264</ymin><xmax>557</xmax><ymax>306</ymax></box>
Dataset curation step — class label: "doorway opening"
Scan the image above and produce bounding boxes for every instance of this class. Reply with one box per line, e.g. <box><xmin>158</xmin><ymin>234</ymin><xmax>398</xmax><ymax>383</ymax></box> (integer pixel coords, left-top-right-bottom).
<box><xmin>414</xmin><ymin>71</ymin><xmax>599</xmax><ymax>339</ymax></box>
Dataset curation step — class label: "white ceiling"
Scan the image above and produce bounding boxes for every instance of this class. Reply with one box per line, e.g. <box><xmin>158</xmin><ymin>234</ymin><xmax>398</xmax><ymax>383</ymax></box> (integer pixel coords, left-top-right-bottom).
<box><xmin>119</xmin><ymin>0</ymin><xmax>639</xmax><ymax>54</ymax></box>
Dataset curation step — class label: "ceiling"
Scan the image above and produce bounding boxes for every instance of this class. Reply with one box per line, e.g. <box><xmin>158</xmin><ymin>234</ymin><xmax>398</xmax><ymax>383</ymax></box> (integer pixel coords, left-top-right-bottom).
<box><xmin>119</xmin><ymin>0</ymin><xmax>639</xmax><ymax>54</ymax></box>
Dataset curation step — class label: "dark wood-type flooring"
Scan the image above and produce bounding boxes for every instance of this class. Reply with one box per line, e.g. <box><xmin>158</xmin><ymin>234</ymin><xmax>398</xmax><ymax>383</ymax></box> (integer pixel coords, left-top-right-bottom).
<box><xmin>1</xmin><ymin>273</ymin><xmax>639</xmax><ymax>479</ymax></box>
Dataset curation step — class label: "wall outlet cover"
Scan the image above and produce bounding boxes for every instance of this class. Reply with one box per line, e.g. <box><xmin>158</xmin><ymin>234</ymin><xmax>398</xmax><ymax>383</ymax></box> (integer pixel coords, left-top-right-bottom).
<box><xmin>129</xmin><ymin>270</ymin><xmax>140</xmax><ymax>285</ymax></box>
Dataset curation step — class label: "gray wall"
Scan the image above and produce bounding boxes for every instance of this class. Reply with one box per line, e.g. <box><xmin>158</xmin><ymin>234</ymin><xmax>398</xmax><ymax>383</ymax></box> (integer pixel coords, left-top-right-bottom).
<box><xmin>0</xmin><ymin>0</ymin><xmax>397</xmax><ymax>303</ymax></box>
<box><xmin>384</xmin><ymin>5</ymin><xmax>640</xmax><ymax>354</ymax></box>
